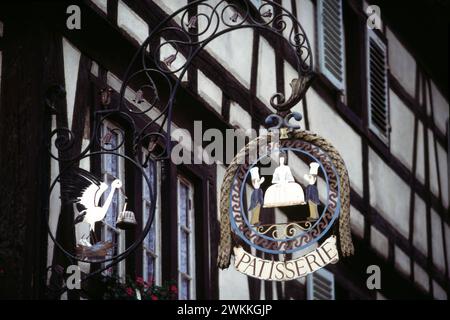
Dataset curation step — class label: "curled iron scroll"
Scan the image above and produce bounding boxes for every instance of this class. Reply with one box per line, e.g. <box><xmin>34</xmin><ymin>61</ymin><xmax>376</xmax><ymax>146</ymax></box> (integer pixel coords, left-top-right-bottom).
<box><xmin>47</xmin><ymin>0</ymin><xmax>316</xmax><ymax>295</ymax></box>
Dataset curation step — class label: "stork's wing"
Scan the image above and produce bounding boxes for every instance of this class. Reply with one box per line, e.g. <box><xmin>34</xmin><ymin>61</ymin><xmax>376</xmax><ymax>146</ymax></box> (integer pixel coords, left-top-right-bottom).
<box><xmin>59</xmin><ymin>168</ymin><xmax>103</xmax><ymax>209</ymax></box>
<box><xmin>77</xmin><ymin>183</ymin><xmax>101</xmax><ymax>209</ymax></box>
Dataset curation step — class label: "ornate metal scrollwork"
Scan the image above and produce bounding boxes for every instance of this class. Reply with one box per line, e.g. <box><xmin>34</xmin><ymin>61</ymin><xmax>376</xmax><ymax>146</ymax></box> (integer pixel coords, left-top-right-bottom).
<box><xmin>47</xmin><ymin>0</ymin><xmax>314</xmax><ymax>294</ymax></box>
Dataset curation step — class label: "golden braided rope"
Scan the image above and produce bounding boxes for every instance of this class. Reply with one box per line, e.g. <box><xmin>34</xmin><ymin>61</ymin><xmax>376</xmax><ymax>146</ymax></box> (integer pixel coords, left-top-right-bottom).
<box><xmin>217</xmin><ymin>130</ymin><xmax>354</xmax><ymax>269</ymax></box>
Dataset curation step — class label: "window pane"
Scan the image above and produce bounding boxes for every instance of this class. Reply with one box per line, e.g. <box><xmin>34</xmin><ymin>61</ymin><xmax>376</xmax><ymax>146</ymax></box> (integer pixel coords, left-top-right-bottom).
<box><xmin>103</xmin><ymin>129</ymin><xmax>119</xmax><ymax>227</ymax></box>
<box><xmin>179</xmin><ymin>230</ymin><xmax>188</xmax><ymax>274</ymax></box>
<box><xmin>180</xmin><ymin>278</ymin><xmax>189</xmax><ymax>300</ymax></box>
<box><xmin>179</xmin><ymin>183</ymin><xmax>188</xmax><ymax>226</ymax></box>
<box><xmin>177</xmin><ymin>177</ymin><xmax>194</xmax><ymax>300</ymax></box>
<box><xmin>143</xmin><ymin>160</ymin><xmax>155</xmax><ymax>200</ymax></box>
<box><xmin>105</xmin><ymin>184</ymin><xmax>119</xmax><ymax>226</ymax></box>
<box><xmin>145</xmin><ymin>202</ymin><xmax>156</xmax><ymax>252</ymax></box>
<box><xmin>104</xmin><ymin>132</ymin><xmax>118</xmax><ymax>173</ymax></box>
<box><xmin>146</xmin><ymin>253</ymin><xmax>155</xmax><ymax>281</ymax></box>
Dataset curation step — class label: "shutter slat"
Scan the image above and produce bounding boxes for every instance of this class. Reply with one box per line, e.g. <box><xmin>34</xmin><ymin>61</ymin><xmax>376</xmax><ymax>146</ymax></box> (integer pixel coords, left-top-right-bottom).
<box><xmin>323</xmin><ymin>6</ymin><xmax>341</xmax><ymax>27</ymax></box>
<box><xmin>324</xmin><ymin>0</ymin><xmax>340</xmax><ymax>12</ymax></box>
<box><xmin>324</xmin><ymin>31</ymin><xmax>343</xmax><ymax>53</ymax></box>
<box><xmin>323</xmin><ymin>27</ymin><xmax>342</xmax><ymax>47</ymax></box>
<box><xmin>325</xmin><ymin>62</ymin><xmax>343</xmax><ymax>80</ymax></box>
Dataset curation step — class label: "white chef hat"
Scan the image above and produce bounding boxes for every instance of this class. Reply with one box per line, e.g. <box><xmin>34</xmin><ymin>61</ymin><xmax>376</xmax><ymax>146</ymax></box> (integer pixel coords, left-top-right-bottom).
<box><xmin>250</xmin><ymin>167</ymin><xmax>260</xmax><ymax>181</ymax></box>
<box><xmin>309</xmin><ymin>162</ymin><xmax>320</xmax><ymax>176</ymax></box>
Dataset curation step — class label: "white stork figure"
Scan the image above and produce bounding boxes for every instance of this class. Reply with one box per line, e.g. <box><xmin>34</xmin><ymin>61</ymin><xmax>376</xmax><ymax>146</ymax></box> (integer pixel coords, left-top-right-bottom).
<box><xmin>73</xmin><ymin>179</ymin><xmax>124</xmax><ymax>231</ymax></box>
<box><xmin>60</xmin><ymin>168</ymin><xmax>125</xmax><ymax>245</ymax></box>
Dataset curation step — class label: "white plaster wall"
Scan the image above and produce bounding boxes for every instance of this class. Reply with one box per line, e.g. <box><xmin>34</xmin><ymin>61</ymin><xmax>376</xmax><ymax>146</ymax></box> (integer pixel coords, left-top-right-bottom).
<box><xmin>153</xmin><ymin>0</ymin><xmax>187</xmax><ymax>14</ymax></box>
<box><xmin>257</xmin><ymin>36</ymin><xmax>277</xmax><ymax>110</ymax></box>
<box><xmin>350</xmin><ymin>205</ymin><xmax>364</xmax><ymax>239</ymax></box>
<box><xmin>376</xmin><ymin>292</ymin><xmax>387</xmax><ymax>300</ymax></box>
<box><xmin>432</xmin><ymin>281</ymin><xmax>447</xmax><ymax>300</ymax></box>
<box><xmin>370</xmin><ymin>226</ymin><xmax>388</xmax><ymax>259</ymax></box>
<box><xmin>413</xmin><ymin>194</ymin><xmax>428</xmax><ymax>256</ymax></box>
<box><xmin>198</xmin><ymin>70</ymin><xmax>222</xmax><ymax>115</ymax></box>
<box><xmin>118</xmin><ymin>0</ymin><xmax>149</xmax><ymax>45</ymax></box>
<box><xmin>369</xmin><ymin>148</ymin><xmax>410</xmax><ymax>239</ymax></box>
<box><xmin>436</xmin><ymin>142</ymin><xmax>449</xmax><ymax>209</ymax></box>
<box><xmin>431</xmin><ymin>209</ymin><xmax>446</xmax><ymax>273</ymax></box>
<box><xmin>153</xmin><ymin>0</ymin><xmax>187</xmax><ymax>24</ymax></box>
<box><xmin>413</xmin><ymin>262</ymin><xmax>429</xmax><ymax>293</ymax></box>
<box><xmin>160</xmin><ymin>37</ymin><xmax>188</xmax><ymax>81</ymax></box>
<box><xmin>198</xmin><ymin>0</ymin><xmax>253</xmax><ymax>89</ymax></box>
<box><xmin>90</xmin><ymin>61</ymin><xmax>99</xmax><ymax>78</ymax></box>
<box><xmin>307</xmin><ymin>88</ymin><xmax>364</xmax><ymax>195</ymax></box>
<box><xmin>295</xmin><ymin>0</ymin><xmax>316</xmax><ymax>66</ymax></box>
<box><xmin>415</xmin><ymin>121</ymin><xmax>425</xmax><ymax>184</ymax></box>
<box><xmin>390</xmin><ymin>89</ymin><xmax>414</xmax><ymax>170</ymax></box>
<box><xmin>285</xmin><ymin>61</ymin><xmax>305</xmax><ymax>117</ymax></box>
<box><xmin>430</xmin><ymin>80</ymin><xmax>449</xmax><ymax>133</ymax></box>
<box><xmin>215</xmin><ymin>160</ymin><xmax>253</xmax><ymax>299</ymax></box>
<box><xmin>62</xmin><ymin>38</ymin><xmax>81</xmax><ymax>131</ymax></box>
<box><xmin>90</xmin><ymin>0</ymin><xmax>107</xmax><ymax>13</ymax></box>
<box><xmin>445</xmin><ymin>223</ymin><xmax>450</xmax><ymax>280</ymax></box>
<box><xmin>205</xmin><ymin>29</ymin><xmax>253</xmax><ymax>89</ymax></box>
<box><xmin>394</xmin><ymin>246</ymin><xmax>410</xmax><ymax>277</ymax></box>
<box><xmin>386</xmin><ymin>28</ymin><xmax>417</xmax><ymax>98</ymax></box>
<box><xmin>105</xmin><ymin>70</ymin><xmax>213</xmax><ymax>162</ymax></box>
<box><xmin>219</xmin><ymin>263</ymin><xmax>250</xmax><ymax>300</ymax></box>
<box><xmin>229</xmin><ymin>101</ymin><xmax>252</xmax><ymax>130</ymax></box>
<box><xmin>282</xmin><ymin>0</ymin><xmax>294</xmax><ymax>41</ymax></box>
<box><xmin>427</xmin><ymin>129</ymin><xmax>444</xmax><ymax>203</ymax></box>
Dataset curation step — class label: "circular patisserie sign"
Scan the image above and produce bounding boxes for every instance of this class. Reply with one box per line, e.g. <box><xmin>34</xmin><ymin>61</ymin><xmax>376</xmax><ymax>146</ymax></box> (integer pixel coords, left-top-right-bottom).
<box><xmin>218</xmin><ymin>130</ymin><xmax>352</xmax><ymax>281</ymax></box>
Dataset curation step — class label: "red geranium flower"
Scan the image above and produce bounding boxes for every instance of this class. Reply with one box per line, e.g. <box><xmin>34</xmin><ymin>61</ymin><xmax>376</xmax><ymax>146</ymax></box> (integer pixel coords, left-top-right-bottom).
<box><xmin>170</xmin><ymin>285</ymin><xmax>178</xmax><ymax>293</ymax></box>
<box><xmin>151</xmin><ymin>295</ymin><xmax>158</xmax><ymax>300</ymax></box>
<box><xmin>126</xmin><ymin>287</ymin><xmax>134</xmax><ymax>297</ymax></box>
<box><xmin>136</xmin><ymin>277</ymin><xmax>145</xmax><ymax>286</ymax></box>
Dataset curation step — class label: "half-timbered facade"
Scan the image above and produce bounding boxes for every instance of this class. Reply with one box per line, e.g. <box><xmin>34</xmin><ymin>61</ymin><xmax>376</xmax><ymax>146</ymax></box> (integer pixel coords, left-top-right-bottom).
<box><xmin>0</xmin><ymin>0</ymin><xmax>448</xmax><ymax>300</ymax></box>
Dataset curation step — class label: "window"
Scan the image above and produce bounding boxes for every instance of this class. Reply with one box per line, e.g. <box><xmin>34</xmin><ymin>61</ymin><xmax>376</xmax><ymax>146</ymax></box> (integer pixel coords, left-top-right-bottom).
<box><xmin>142</xmin><ymin>151</ymin><xmax>161</xmax><ymax>284</ymax></box>
<box><xmin>306</xmin><ymin>268</ymin><xmax>335</xmax><ymax>300</ymax></box>
<box><xmin>343</xmin><ymin>0</ymin><xmax>364</xmax><ymax>117</ymax></box>
<box><xmin>366</xmin><ymin>29</ymin><xmax>390</xmax><ymax>144</ymax></box>
<box><xmin>101</xmin><ymin>121</ymin><xmax>126</xmax><ymax>276</ymax></box>
<box><xmin>317</xmin><ymin>0</ymin><xmax>346</xmax><ymax>91</ymax></box>
<box><xmin>177</xmin><ymin>176</ymin><xmax>195</xmax><ymax>300</ymax></box>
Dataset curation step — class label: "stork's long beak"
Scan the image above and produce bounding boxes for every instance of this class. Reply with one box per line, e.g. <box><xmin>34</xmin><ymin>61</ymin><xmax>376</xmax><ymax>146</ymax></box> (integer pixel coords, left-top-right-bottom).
<box><xmin>120</xmin><ymin>187</ymin><xmax>128</xmax><ymax>199</ymax></box>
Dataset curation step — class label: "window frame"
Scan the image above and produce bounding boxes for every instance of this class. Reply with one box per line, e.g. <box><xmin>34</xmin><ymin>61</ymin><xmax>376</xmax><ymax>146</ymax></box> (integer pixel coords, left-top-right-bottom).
<box><xmin>177</xmin><ymin>175</ymin><xmax>196</xmax><ymax>300</ymax></box>
<box><xmin>141</xmin><ymin>149</ymin><xmax>162</xmax><ymax>285</ymax></box>
<box><xmin>100</xmin><ymin>120</ymin><xmax>126</xmax><ymax>278</ymax></box>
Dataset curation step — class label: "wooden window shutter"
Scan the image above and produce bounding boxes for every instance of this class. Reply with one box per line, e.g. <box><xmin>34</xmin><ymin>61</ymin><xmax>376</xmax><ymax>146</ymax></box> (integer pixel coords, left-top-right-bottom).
<box><xmin>367</xmin><ymin>29</ymin><xmax>390</xmax><ymax>144</ymax></box>
<box><xmin>317</xmin><ymin>0</ymin><xmax>346</xmax><ymax>90</ymax></box>
<box><xmin>306</xmin><ymin>269</ymin><xmax>335</xmax><ymax>300</ymax></box>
